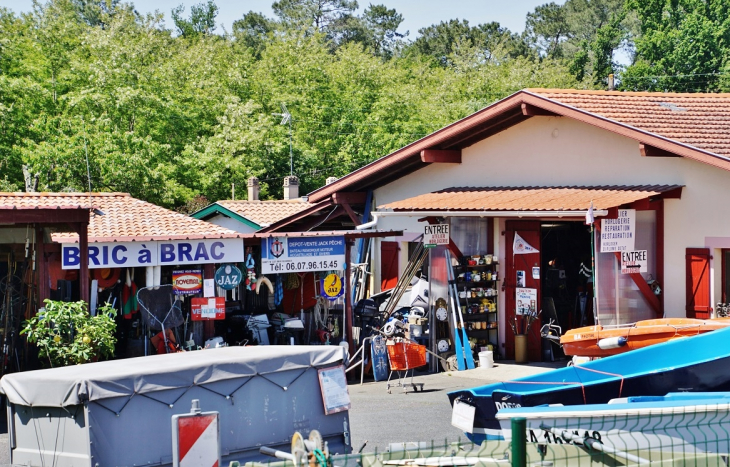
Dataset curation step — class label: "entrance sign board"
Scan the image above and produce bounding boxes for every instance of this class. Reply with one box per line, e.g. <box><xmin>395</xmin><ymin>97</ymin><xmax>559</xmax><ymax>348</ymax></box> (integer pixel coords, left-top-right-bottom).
<box><xmin>600</xmin><ymin>209</ymin><xmax>635</xmax><ymax>252</ymax></box>
<box><xmin>621</xmin><ymin>250</ymin><xmax>648</xmax><ymax>274</ymax></box>
<box><xmin>261</xmin><ymin>236</ymin><xmax>345</xmax><ymax>273</ymax></box>
<box><xmin>62</xmin><ymin>238</ymin><xmax>244</xmax><ymax>269</ymax></box>
<box><xmin>424</xmin><ymin>224</ymin><xmax>449</xmax><ymax>248</ymax></box>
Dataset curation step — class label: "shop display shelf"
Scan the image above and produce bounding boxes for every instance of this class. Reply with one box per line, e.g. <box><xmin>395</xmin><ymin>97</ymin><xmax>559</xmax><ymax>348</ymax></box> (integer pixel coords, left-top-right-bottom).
<box><xmin>454</xmin><ymin>263</ymin><xmax>499</xmax><ymax>269</ymax></box>
<box><xmin>456</xmin><ymin>280</ymin><xmax>497</xmax><ymax>286</ymax></box>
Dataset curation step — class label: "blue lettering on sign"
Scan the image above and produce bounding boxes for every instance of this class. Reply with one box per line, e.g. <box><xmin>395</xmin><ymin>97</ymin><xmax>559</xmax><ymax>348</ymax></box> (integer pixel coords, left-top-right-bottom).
<box><xmin>89</xmin><ymin>246</ymin><xmax>100</xmax><ymax>266</ymax></box>
<box><xmin>64</xmin><ymin>247</ymin><xmax>80</xmax><ymax>267</ymax></box>
<box><xmin>112</xmin><ymin>245</ymin><xmax>127</xmax><ymax>264</ymax></box>
<box><xmin>194</xmin><ymin>243</ymin><xmax>210</xmax><ymax>261</ymax></box>
<box><xmin>102</xmin><ymin>246</ymin><xmax>109</xmax><ymax>265</ymax></box>
<box><xmin>160</xmin><ymin>244</ymin><xmax>175</xmax><ymax>263</ymax></box>
<box><xmin>138</xmin><ymin>245</ymin><xmax>152</xmax><ymax>264</ymax></box>
<box><xmin>179</xmin><ymin>243</ymin><xmax>193</xmax><ymax>262</ymax></box>
<box><xmin>211</xmin><ymin>242</ymin><xmax>224</xmax><ymax>260</ymax></box>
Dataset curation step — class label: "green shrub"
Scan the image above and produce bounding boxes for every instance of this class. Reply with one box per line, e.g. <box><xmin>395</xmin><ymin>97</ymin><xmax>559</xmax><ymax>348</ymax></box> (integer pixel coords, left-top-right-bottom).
<box><xmin>21</xmin><ymin>299</ymin><xmax>117</xmax><ymax>367</ymax></box>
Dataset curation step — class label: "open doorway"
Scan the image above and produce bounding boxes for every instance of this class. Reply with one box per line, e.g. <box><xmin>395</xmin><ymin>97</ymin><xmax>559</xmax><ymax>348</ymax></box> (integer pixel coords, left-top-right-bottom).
<box><xmin>540</xmin><ymin>222</ymin><xmax>593</xmax><ymax>338</ymax></box>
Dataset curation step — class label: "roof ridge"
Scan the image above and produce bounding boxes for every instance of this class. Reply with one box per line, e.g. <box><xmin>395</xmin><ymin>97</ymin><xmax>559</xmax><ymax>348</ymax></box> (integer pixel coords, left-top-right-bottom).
<box><xmin>526</xmin><ymin>88</ymin><xmax>730</xmax><ymax>98</ymax></box>
<box><xmin>0</xmin><ymin>192</ymin><xmax>130</xmax><ymax>197</ymax></box>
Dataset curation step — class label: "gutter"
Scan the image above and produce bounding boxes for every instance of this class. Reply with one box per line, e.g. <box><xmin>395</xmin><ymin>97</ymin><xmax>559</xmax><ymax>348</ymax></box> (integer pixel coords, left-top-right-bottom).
<box><xmin>356</xmin><ymin>210</ymin><xmax>608</xmax><ymax>230</ymax></box>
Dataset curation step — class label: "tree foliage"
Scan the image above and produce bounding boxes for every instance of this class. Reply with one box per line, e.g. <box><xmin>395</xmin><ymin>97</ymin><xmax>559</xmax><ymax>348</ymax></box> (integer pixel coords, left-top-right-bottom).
<box><xmin>3</xmin><ymin>0</ymin><xmax>715</xmax><ymax>207</ymax></box>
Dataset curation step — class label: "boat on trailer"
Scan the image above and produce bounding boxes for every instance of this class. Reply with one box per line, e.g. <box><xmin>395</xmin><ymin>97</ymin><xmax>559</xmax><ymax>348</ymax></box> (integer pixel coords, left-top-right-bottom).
<box><xmin>558</xmin><ymin>317</ymin><xmax>730</xmax><ymax>357</ymax></box>
<box><xmin>496</xmin><ymin>392</ymin><xmax>730</xmax><ymax>454</ymax></box>
<box><xmin>448</xmin><ymin>325</ymin><xmax>730</xmax><ymax>444</ymax></box>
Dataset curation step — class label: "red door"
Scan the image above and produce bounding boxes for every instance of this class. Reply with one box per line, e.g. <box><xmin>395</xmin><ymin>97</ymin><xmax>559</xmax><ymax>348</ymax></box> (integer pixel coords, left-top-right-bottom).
<box><xmin>505</xmin><ymin>221</ymin><xmax>542</xmax><ymax>362</ymax></box>
<box><xmin>686</xmin><ymin>248</ymin><xmax>711</xmax><ymax>318</ymax></box>
<box><xmin>381</xmin><ymin>242</ymin><xmax>399</xmax><ymax>291</ymax></box>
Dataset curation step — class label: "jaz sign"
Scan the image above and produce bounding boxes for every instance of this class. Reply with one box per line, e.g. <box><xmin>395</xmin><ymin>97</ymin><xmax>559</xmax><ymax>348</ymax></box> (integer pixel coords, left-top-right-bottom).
<box><xmin>424</xmin><ymin>224</ymin><xmax>449</xmax><ymax>248</ymax></box>
<box><xmin>214</xmin><ymin>264</ymin><xmax>242</xmax><ymax>290</ymax></box>
<box><xmin>61</xmin><ymin>239</ymin><xmax>244</xmax><ymax>269</ymax></box>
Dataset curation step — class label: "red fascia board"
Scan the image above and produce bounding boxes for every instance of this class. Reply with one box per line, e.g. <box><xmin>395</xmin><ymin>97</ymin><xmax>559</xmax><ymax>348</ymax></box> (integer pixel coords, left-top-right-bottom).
<box><xmin>53</xmin><ymin>233</ymin><xmax>243</xmax><ymax>243</ymax></box>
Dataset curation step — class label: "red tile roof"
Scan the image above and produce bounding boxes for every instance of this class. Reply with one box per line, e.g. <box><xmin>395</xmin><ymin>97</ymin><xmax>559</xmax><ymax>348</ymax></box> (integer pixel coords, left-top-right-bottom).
<box><xmin>308</xmin><ymin>89</ymin><xmax>730</xmax><ymax>203</ymax></box>
<box><xmin>379</xmin><ymin>186</ymin><xmax>683</xmax><ymax>211</ymax></box>
<box><xmin>216</xmin><ymin>200</ymin><xmax>312</xmax><ymax>227</ymax></box>
<box><xmin>529</xmin><ymin>89</ymin><xmax>730</xmax><ymax>157</ymax></box>
<box><xmin>0</xmin><ymin>193</ymin><xmax>242</xmax><ymax>242</ymax></box>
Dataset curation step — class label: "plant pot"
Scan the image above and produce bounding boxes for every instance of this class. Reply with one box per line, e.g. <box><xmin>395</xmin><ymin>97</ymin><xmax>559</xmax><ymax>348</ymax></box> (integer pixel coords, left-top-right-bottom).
<box><xmin>515</xmin><ymin>334</ymin><xmax>528</xmax><ymax>363</ymax></box>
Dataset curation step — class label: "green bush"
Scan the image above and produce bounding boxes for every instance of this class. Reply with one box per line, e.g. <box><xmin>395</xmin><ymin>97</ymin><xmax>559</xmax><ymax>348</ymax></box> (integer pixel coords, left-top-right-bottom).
<box><xmin>22</xmin><ymin>299</ymin><xmax>117</xmax><ymax>367</ymax></box>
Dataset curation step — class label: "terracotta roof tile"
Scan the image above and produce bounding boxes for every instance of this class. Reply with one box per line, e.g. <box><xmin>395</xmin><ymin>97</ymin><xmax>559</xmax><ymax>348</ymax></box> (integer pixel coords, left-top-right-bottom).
<box><xmin>0</xmin><ymin>192</ymin><xmax>241</xmax><ymax>242</ymax></box>
<box><xmin>379</xmin><ymin>186</ymin><xmax>682</xmax><ymax>211</ymax></box>
<box><xmin>217</xmin><ymin>200</ymin><xmax>312</xmax><ymax>227</ymax></box>
<box><xmin>528</xmin><ymin>89</ymin><xmax>730</xmax><ymax>157</ymax></box>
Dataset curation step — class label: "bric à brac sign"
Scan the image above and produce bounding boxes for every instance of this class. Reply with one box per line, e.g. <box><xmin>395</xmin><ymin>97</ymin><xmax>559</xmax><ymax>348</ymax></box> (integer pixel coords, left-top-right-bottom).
<box><xmin>61</xmin><ymin>238</ymin><xmax>244</xmax><ymax>269</ymax></box>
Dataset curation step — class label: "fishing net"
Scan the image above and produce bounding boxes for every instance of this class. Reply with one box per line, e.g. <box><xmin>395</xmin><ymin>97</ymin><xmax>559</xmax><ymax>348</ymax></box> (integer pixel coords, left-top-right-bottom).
<box><xmin>136</xmin><ymin>285</ymin><xmax>184</xmax><ymax>332</ymax></box>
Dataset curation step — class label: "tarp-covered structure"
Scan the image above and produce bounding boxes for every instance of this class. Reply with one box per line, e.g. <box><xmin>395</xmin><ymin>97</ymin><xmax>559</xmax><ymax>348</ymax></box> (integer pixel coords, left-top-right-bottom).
<box><xmin>0</xmin><ymin>346</ymin><xmax>351</xmax><ymax>467</ymax></box>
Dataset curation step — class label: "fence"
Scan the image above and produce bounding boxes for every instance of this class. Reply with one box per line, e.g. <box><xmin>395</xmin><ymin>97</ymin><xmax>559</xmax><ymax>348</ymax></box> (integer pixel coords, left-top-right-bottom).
<box><xmin>243</xmin><ymin>403</ymin><xmax>730</xmax><ymax>466</ymax></box>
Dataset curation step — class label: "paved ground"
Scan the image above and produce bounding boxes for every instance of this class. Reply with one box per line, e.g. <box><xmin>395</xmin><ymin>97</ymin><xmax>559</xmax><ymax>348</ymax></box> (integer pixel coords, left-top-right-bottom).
<box><xmin>0</xmin><ymin>360</ymin><xmax>565</xmax><ymax>464</ymax></box>
<box><xmin>347</xmin><ymin>360</ymin><xmax>565</xmax><ymax>453</ymax></box>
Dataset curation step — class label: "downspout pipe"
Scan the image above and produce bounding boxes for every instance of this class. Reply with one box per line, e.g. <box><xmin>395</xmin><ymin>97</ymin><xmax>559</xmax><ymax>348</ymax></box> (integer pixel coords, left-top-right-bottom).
<box><xmin>355</xmin><ymin>209</ymin><xmax>608</xmax><ymax>230</ymax></box>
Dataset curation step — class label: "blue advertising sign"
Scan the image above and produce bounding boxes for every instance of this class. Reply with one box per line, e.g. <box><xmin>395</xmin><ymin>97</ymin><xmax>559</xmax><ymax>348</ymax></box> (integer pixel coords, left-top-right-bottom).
<box><xmin>261</xmin><ymin>236</ymin><xmax>345</xmax><ymax>273</ymax></box>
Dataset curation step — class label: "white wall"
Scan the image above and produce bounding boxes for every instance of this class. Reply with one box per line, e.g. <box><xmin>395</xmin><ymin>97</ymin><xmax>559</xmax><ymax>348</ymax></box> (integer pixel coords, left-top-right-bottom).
<box><xmin>207</xmin><ymin>214</ymin><xmax>258</xmax><ymax>234</ymax></box>
<box><xmin>373</xmin><ymin>116</ymin><xmax>730</xmax><ymax>318</ymax></box>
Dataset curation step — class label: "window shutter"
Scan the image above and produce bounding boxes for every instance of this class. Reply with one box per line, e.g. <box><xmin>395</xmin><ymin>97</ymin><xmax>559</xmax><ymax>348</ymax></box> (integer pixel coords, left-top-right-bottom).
<box><xmin>380</xmin><ymin>242</ymin><xmax>399</xmax><ymax>291</ymax></box>
<box><xmin>686</xmin><ymin>248</ymin><xmax>711</xmax><ymax>318</ymax></box>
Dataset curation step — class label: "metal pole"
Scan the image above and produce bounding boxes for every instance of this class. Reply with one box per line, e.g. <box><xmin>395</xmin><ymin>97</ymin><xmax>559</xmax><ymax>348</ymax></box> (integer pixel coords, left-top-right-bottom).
<box><xmin>511</xmin><ymin>417</ymin><xmax>526</xmax><ymax>467</ymax></box>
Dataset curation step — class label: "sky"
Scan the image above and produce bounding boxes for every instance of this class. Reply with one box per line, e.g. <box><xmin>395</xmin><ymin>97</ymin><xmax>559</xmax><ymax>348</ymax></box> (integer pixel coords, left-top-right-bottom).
<box><xmin>4</xmin><ymin>0</ymin><xmax>562</xmax><ymax>36</ymax></box>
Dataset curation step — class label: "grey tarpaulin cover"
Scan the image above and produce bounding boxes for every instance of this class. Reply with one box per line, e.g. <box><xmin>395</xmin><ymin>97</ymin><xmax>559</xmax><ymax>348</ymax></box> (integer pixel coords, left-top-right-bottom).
<box><xmin>0</xmin><ymin>345</ymin><xmax>346</xmax><ymax>407</ymax></box>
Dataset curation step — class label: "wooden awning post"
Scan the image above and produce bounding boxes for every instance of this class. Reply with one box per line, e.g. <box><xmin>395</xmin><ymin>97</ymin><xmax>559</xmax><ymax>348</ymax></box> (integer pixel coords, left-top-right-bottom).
<box><xmin>78</xmin><ymin>222</ymin><xmax>89</xmax><ymax>304</ymax></box>
<box><xmin>345</xmin><ymin>239</ymin><xmax>354</xmax><ymax>355</ymax></box>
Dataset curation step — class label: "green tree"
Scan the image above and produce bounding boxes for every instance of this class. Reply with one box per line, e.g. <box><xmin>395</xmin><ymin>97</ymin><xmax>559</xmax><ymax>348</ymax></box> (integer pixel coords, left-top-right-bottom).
<box><xmin>623</xmin><ymin>0</ymin><xmax>730</xmax><ymax>92</ymax></box>
<box><xmin>171</xmin><ymin>0</ymin><xmax>218</xmax><ymax>37</ymax></box>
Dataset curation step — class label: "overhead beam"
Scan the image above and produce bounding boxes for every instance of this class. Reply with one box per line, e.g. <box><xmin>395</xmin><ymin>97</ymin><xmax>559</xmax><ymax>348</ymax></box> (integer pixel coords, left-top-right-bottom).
<box><xmin>332</xmin><ymin>192</ymin><xmax>367</xmax><ymax>205</ymax></box>
<box><xmin>640</xmin><ymin>143</ymin><xmax>681</xmax><ymax>158</ymax></box>
<box><xmin>521</xmin><ymin>103</ymin><xmax>559</xmax><ymax>116</ymax></box>
<box><xmin>420</xmin><ymin>149</ymin><xmax>462</xmax><ymax>164</ymax></box>
<box><xmin>340</xmin><ymin>202</ymin><xmax>361</xmax><ymax>225</ymax></box>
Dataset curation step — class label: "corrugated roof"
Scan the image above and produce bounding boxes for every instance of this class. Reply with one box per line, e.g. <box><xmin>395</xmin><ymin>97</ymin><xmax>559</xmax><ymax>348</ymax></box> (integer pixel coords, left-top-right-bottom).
<box><xmin>379</xmin><ymin>186</ymin><xmax>683</xmax><ymax>211</ymax></box>
<box><xmin>0</xmin><ymin>193</ymin><xmax>242</xmax><ymax>242</ymax></box>
<box><xmin>216</xmin><ymin>200</ymin><xmax>312</xmax><ymax>227</ymax></box>
<box><xmin>529</xmin><ymin>89</ymin><xmax>730</xmax><ymax>157</ymax></box>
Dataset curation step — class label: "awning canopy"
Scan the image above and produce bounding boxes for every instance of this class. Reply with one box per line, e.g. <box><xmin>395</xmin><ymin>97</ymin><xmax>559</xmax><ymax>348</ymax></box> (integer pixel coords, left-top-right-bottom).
<box><xmin>378</xmin><ymin>185</ymin><xmax>683</xmax><ymax>213</ymax></box>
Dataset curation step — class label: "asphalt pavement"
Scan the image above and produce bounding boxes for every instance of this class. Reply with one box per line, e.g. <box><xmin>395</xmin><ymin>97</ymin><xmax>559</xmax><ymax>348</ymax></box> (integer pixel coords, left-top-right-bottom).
<box><xmin>0</xmin><ymin>360</ymin><xmax>565</xmax><ymax>465</ymax></box>
<box><xmin>347</xmin><ymin>360</ymin><xmax>565</xmax><ymax>454</ymax></box>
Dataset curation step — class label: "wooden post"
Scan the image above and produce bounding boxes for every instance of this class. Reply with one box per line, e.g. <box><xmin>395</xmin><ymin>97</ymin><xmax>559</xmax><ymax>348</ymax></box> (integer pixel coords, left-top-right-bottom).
<box><xmin>345</xmin><ymin>240</ymin><xmax>354</xmax><ymax>355</ymax></box>
<box><xmin>204</xmin><ymin>264</ymin><xmax>215</xmax><ymax>339</ymax></box>
<box><xmin>36</xmin><ymin>227</ymin><xmax>48</xmax><ymax>306</ymax></box>
<box><xmin>78</xmin><ymin>223</ymin><xmax>90</xmax><ymax>304</ymax></box>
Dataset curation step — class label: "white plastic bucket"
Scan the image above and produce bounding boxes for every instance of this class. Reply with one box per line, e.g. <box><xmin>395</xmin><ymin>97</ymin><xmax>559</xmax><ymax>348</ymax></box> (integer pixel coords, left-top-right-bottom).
<box><xmin>478</xmin><ymin>350</ymin><xmax>493</xmax><ymax>369</ymax></box>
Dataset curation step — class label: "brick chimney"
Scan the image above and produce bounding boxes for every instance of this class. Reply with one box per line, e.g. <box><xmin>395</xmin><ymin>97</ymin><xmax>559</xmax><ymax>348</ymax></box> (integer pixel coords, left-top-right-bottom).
<box><xmin>247</xmin><ymin>177</ymin><xmax>260</xmax><ymax>201</ymax></box>
<box><xmin>283</xmin><ymin>176</ymin><xmax>299</xmax><ymax>200</ymax></box>
<box><xmin>326</xmin><ymin>176</ymin><xmax>338</xmax><ymax>185</ymax></box>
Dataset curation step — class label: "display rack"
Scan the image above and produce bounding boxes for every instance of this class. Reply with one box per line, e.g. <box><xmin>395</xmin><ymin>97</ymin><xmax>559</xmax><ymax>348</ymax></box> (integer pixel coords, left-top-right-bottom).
<box><xmin>454</xmin><ymin>255</ymin><xmax>499</xmax><ymax>359</ymax></box>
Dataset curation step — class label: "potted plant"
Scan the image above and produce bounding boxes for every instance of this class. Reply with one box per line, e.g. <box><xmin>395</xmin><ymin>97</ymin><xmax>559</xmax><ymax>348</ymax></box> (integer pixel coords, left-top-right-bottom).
<box><xmin>22</xmin><ymin>299</ymin><xmax>117</xmax><ymax>367</ymax></box>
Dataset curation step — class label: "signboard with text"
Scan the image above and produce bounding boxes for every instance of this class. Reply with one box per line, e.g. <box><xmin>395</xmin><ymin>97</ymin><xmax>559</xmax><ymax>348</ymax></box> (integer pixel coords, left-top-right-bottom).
<box><xmin>261</xmin><ymin>236</ymin><xmax>345</xmax><ymax>273</ymax></box>
<box><xmin>621</xmin><ymin>250</ymin><xmax>648</xmax><ymax>274</ymax></box>
<box><xmin>600</xmin><ymin>209</ymin><xmax>636</xmax><ymax>252</ymax></box>
<box><xmin>424</xmin><ymin>224</ymin><xmax>450</xmax><ymax>248</ymax></box>
<box><xmin>191</xmin><ymin>297</ymin><xmax>226</xmax><ymax>320</ymax></box>
<box><xmin>173</xmin><ymin>269</ymin><xmax>202</xmax><ymax>295</ymax></box>
<box><xmin>62</xmin><ymin>238</ymin><xmax>244</xmax><ymax>269</ymax></box>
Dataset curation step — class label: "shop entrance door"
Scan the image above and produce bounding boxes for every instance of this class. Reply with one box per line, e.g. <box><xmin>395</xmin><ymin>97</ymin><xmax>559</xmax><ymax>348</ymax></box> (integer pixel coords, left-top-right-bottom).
<box><xmin>504</xmin><ymin>221</ymin><xmax>542</xmax><ymax>362</ymax></box>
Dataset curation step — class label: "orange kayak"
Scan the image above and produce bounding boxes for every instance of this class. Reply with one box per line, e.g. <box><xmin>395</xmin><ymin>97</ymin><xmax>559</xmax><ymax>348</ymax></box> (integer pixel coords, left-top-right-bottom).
<box><xmin>560</xmin><ymin>318</ymin><xmax>730</xmax><ymax>357</ymax></box>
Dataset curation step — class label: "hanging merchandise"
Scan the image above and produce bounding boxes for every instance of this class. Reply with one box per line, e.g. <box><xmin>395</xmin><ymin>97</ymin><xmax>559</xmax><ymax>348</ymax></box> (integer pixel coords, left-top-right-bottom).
<box><xmin>245</xmin><ymin>251</ymin><xmax>256</xmax><ymax>291</ymax></box>
<box><xmin>285</xmin><ymin>273</ymin><xmax>300</xmax><ymax>290</ymax></box>
<box><xmin>274</xmin><ymin>275</ymin><xmax>284</xmax><ymax>306</ymax></box>
<box><xmin>121</xmin><ymin>269</ymin><xmax>138</xmax><ymax>320</ymax></box>
<box><xmin>255</xmin><ymin>276</ymin><xmax>274</xmax><ymax>295</ymax></box>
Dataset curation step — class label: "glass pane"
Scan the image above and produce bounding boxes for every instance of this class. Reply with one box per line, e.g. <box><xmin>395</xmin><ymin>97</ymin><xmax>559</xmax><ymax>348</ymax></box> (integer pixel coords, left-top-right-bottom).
<box><xmin>449</xmin><ymin>217</ymin><xmax>489</xmax><ymax>256</ymax></box>
<box><xmin>596</xmin><ymin>210</ymin><xmax>657</xmax><ymax>325</ymax></box>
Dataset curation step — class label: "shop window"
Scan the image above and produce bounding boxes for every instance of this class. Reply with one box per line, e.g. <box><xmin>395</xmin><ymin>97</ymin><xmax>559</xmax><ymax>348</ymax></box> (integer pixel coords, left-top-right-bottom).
<box><xmin>449</xmin><ymin>217</ymin><xmax>490</xmax><ymax>256</ymax></box>
<box><xmin>595</xmin><ymin>210</ymin><xmax>657</xmax><ymax>325</ymax></box>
